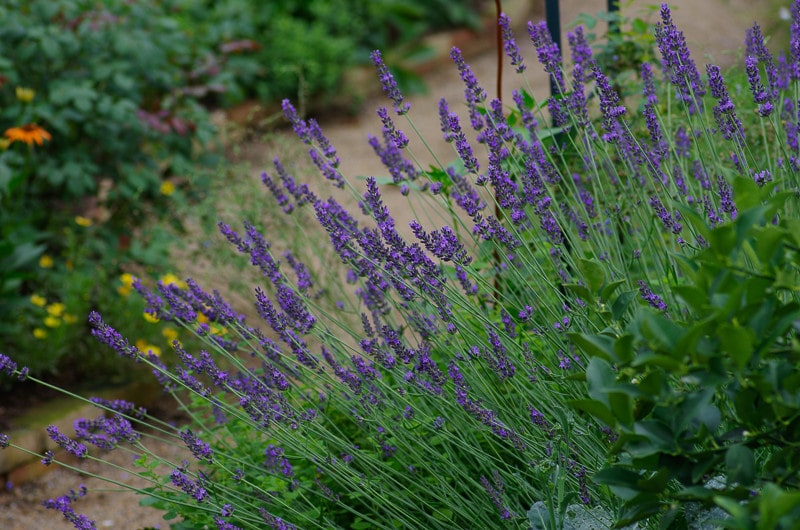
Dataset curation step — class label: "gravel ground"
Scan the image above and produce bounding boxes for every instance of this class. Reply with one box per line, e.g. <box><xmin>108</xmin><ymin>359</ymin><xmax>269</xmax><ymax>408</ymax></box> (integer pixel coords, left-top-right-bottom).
<box><xmin>0</xmin><ymin>435</ymin><xmax>188</xmax><ymax>530</ymax></box>
<box><xmin>0</xmin><ymin>1</ymin><xmax>776</xmax><ymax>528</ymax></box>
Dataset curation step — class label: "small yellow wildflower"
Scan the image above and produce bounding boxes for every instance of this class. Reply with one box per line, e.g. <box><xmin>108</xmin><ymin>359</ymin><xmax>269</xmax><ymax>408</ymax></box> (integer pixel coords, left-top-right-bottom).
<box><xmin>162</xmin><ymin>327</ymin><xmax>179</xmax><ymax>343</ymax></box>
<box><xmin>30</xmin><ymin>294</ymin><xmax>47</xmax><ymax>307</ymax></box>
<box><xmin>118</xmin><ymin>273</ymin><xmax>136</xmax><ymax>296</ymax></box>
<box><xmin>32</xmin><ymin>328</ymin><xmax>47</xmax><ymax>339</ymax></box>
<box><xmin>159</xmin><ymin>181</ymin><xmax>176</xmax><ymax>196</ymax></box>
<box><xmin>143</xmin><ymin>312</ymin><xmax>160</xmax><ymax>324</ymax></box>
<box><xmin>15</xmin><ymin>87</ymin><xmax>35</xmax><ymax>103</ymax></box>
<box><xmin>39</xmin><ymin>254</ymin><xmax>54</xmax><ymax>268</ymax></box>
<box><xmin>74</xmin><ymin>216</ymin><xmax>93</xmax><ymax>227</ymax></box>
<box><xmin>0</xmin><ymin>138</ymin><xmax>10</xmax><ymax>150</ymax></box>
<box><xmin>210</xmin><ymin>324</ymin><xmax>229</xmax><ymax>336</ymax></box>
<box><xmin>43</xmin><ymin>316</ymin><xmax>61</xmax><ymax>328</ymax></box>
<box><xmin>135</xmin><ymin>339</ymin><xmax>161</xmax><ymax>357</ymax></box>
<box><xmin>46</xmin><ymin>302</ymin><xmax>66</xmax><ymax>317</ymax></box>
<box><xmin>160</xmin><ymin>273</ymin><xmax>186</xmax><ymax>289</ymax></box>
<box><xmin>197</xmin><ymin>312</ymin><xmax>209</xmax><ymax>325</ymax></box>
<box><xmin>63</xmin><ymin>314</ymin><xmax>78</xmax><ymax>325</ymax></box>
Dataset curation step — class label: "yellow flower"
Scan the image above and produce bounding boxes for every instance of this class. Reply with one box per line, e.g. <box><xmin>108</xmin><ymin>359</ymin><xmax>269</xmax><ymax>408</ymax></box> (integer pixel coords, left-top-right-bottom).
<box><xmin>30</xmin><ymin>294</ymin><xmax>47</xmax><ymax>307</ymax></box>
<box><xmin>63</xmin><ymin>313</ymin><xmax>78</xmax><ymax>324</ymax></box>
<box><xmin>160</xmin><ymin>273</ymin><xmax>186</xmax><ymax>289</ymax></box>
<box><xmin>159</xmin><ymin>181</ymin><xmax>176</xmax><ymax>196</ymax></box>
<box><xmin>197</xmin><ymin>312</ymin><xmax>209</xmax><ymax>325</ymax></box>
<box><xmin>39</xmin><ymin>254</ymin><xmax>54</xmax><ymax>268</ymax></box>
<box><xmin>4</xmin><ymin>123</ymin><xmax>52</xmax><ymax>146</ymax></box>
<box><xmin>32</xmin><ymin>328</ymin><xmax>47</xmax><ymax>339</ymax></box>
<box><xmin>143</xmin><ymin>312</ymin><xmax>160</xmax><ymax>324</ymax></box>
<box><xmin>0</xmin><ymin>138</ymin><xmax>10</xmax><ymax>150</ymax></box>
<box><xmin>15</xmin><ymin>87</ymin><xmax>35</xmax><ymax>103</ymax></box>
<box><xmin>74</xmin><ymin>216</ymin><xmax>93</xmax><ymax>227</ymax></box>
<box><xmin>210</xmin><ymin>324</ymin><xmax>229</xmax><ymax>336</ymax></box>
<box><xmin>162</xmin><ymin>327</ymin><xmax>179</xmax><ymax>343</ymax></box>
<box><xmin>135</xmin><ymin>339</ymin><xmax>161</xmax><ymax>357</ymax></box>
<box><xmin>43</xmin><ymin>316</ymin><xmax>61</xmax><ymax>328</ymax></box>
<box><xmin>45</xmin><ymin>302</ymin><xmax>66</xmax><ymax>317</ymax></box>
<box><xmin>118</xmin><ymin>273</ymin><xmax>136</xmax><ymax>296</ymax></box>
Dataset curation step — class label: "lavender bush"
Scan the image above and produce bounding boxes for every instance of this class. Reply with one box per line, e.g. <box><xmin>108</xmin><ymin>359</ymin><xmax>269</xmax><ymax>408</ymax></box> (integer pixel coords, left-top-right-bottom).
<box><xmin>2</xmin><ymin>3</ymin><xmax>800</xmax><ymax>528</ymax></box>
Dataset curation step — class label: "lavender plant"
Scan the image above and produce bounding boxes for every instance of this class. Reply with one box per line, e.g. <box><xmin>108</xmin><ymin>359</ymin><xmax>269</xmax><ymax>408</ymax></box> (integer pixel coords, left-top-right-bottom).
<box><xmin>2</xmin><ymin>3</ymin><xmax>800</xmax><ymax>529</ymax></box>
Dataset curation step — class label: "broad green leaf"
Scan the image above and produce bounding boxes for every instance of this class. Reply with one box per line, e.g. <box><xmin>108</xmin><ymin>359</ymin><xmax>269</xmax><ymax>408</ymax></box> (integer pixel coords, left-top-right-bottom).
<box><xmin>586</xmin><ymin>357</ymin><xmax>616</xmax><ymax>404</ymax></box>
<box><xmin>568</xmin><ymin>332</ymin><xmax>616</xmax><ymax>362</ymax></box>
<box><xmin>578</xmin><ymin>258</ymin><xmax>605</xmax><ymax>294</ymax></box>
<box><xmin>726</xmin><ymin>445</ymin><xmax>755</xmax><ymax>486</ymax></box>
<box><xmin>601</xmin><ymin>279</ymin><xmax>626</xmax><ymax>302</ymax></box>
<box><xmin>568</xmin><ymin>398</ymin><xmax>616</xmax><ymax>426</ymax></box>
<box><xmin>719</xmin><ymin>322</ymin><xmax>754</xmax><ymax>371</ymax></box>
<box><xmin>612</xmin><ymin>291</ymin><xmax>637</xmax><ymax>321</ymax></box>
<box><xmin>609</xmin><ymin>392</ymin><xmax>634</xmax><ymax>427</ymax></box>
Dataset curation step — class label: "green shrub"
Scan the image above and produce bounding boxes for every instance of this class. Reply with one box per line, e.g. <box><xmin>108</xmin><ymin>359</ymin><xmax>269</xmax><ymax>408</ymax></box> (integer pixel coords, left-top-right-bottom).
<box><xmin>0</xmin><ymin>0</ymin><xmax>221</xmax><ymax>380</ymax></box>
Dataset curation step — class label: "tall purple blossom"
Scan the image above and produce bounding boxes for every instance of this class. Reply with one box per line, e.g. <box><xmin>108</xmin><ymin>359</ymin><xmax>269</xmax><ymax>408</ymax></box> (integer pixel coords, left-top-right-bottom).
<box><xmin>499</xmin><ymin>13</ymin><xmax>526</xmax><ymax>73</ymax></box>
<box><xmin>567</xmin><ymin>26</ymin><xmax>594</xmax><ymax>82</ymax></box>
<box><xmin>43</xmin><ymin>485</ymin><xmax>95</xmax><ymax>530</ymax></box>
<box><xmin>281</xmin><ymin>100</ymin><xmax>344</xmax><ymax>188</ymax></box>
<box><xmin>480</xmin><ymin>470</ymin><xmax>514</xmax><ymax>520</ymax></box>
<box><xmin>450</xmin><ymin>47</ymin><xmax>487</xmax><ymax>131</ymax></box>
<box><xmin>745</xmin><ymin>22</ymin><xmax>779</xmax><ymax>114</ymax></box>
<box><xmin>654</xmin><ymin>3</ymin><xmax>705</xmax><ymax>113</ymax></box>
<box><xmin>370</xmin><ymin>50</ymin><xmax>410</xmax><ymax>114</ymax></box>
<box><xmin>528</xmin><ymin>21</ymin><xmax>566</xmax><ymax>94</ymax></box>
<box><xmin>791</xmin><ymin>0</ymin><xmax>800</xmax><ymax>79</ymax></box>
<box><xmin>745</xmin><ymin>55</ymin><xmax>774</xmax><ymax>117</ymax></box>
<box><xmin>638</xmin><ymin>280</ymin><xmax>668</xmax><ymax>313</ymax></box>
<box><xmin>707</xmin><ymin>64</ymin><xmax>745</xmax><ymax>144</ymax></box>
<box><xmin>46</xmin><ymin>425</ymin><xmax>88</xmax><ymax>459</ymax></box>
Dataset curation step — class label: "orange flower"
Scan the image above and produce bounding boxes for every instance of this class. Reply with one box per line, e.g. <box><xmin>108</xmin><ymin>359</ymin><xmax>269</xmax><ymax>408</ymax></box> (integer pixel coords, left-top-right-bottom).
<box><xmin>4</xmin><ymin>124</ymin><xmax>52</xmax><ymax>146</ymax></box>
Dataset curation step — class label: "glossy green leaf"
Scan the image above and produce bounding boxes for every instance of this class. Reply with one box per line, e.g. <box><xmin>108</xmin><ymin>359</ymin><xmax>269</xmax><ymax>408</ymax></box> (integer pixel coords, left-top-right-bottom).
<box><xmin>726</xmin><ymin>445</ymin><xmax>755</xmax><ymax>486</ymax></box>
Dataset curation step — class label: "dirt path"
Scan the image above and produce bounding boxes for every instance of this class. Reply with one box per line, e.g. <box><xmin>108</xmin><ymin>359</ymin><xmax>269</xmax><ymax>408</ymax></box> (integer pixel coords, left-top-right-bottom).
<box><xmin>0</xmin><ymin>1</ymin><xmax>778</xmax><ymax>528</ymax></box>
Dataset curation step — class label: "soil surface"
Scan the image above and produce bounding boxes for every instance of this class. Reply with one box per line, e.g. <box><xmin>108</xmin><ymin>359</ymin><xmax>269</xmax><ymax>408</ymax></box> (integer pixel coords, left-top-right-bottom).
<box><xmin>0</xmin><ymin>1</ymin><xmax>778</xmax><ymax>528</ymax></box>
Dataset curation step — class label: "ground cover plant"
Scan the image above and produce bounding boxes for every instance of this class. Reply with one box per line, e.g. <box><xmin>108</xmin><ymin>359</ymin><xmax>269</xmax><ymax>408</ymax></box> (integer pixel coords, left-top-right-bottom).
<box><xmin>1</xmin><ymin>2</ymin><xmax>800</xmax><ymax>529</ymax></box>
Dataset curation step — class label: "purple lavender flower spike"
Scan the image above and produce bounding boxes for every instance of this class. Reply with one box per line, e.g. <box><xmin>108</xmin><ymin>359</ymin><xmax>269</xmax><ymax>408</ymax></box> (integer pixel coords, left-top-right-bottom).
<box><xmin>745</xmin><ymin>22</ymin><xmax>779</xmax><ymax>105</ymax></box>
<box><xmin>654</xmin><ymin>3</ymin><xmax>705</xmax><ymax>113</ymax></box>
<box><xmin>745</xmin><ymin>55</ymin><xmax>774</xmax><ymax>117</ymax></box>
<box><xmin>593</xmin><ymin>67</ymin><xmax>626</xmax><ymax>139</ymax></box>
<box><xmin>0</xmin><ymin>353</ymin><xmax>18</xmax><ymax>377</ymax></box>
<box><xmin>707</xmin><ymin>64</ymin><xmax>745</xmax><ymax>144</ymax></box>
<box><xmin>481</xmin><ymin>471</ymin><xmax>515</xmax><ymax>520</ymax></box>
<box><xmin>43</xmin><ymin>486</ymin><xmax>95</xmax><ymax>530</ymax></box>
<box><xmin>791</xmin><ymin>0</ymin><xmax>800</xmax><ymax>80</ymax></box>
<box><xmin>528</xmin><ymin>21</ymin><xmax>566</xmax><ymax>94</ymax></box>
<box><xmin>641</xmin><ymin>62</ymin><xmax>658</xmax><ymax>105</ymax></box>
<box><xmin>567</xmin><ymin>26</ymin><xmax>594</xmax><ymax>82</ymax></box>
<box><xmin>637</xmin><ymin>280</ymin><xmax>668</xmax><ymax>313</ymax></box>
<box><xmin>0</xmin><ymin>433</ymin><xmax>9</xmax><ymax>448</ymax></box>
<box><xmin>88</xmin><ymin>312</ymin><xmax>143</xmax><ymax>360</ymax></box>
<box><xmin>370</xmin><ymin>50</ymin><xmax>410</xmax><ymax>115</ymax></box>
<box><xmin>46</xmin><ymin>425</ymin><xmax>88</xmax><ymax>459</ymax></box>
<box><xmin>450</xmin><ymin>47</ymin><xmax>486</xmax><ymax>131</ymax></box>
<box><xmin>499</xmin><ymin>13</ymin><xmax>526</xmax><ymax>73</ymax></box>
<box><xmin>181</xmin><ymin>429</ymin><xmax>214</xmax><ymax>463</ymax></box>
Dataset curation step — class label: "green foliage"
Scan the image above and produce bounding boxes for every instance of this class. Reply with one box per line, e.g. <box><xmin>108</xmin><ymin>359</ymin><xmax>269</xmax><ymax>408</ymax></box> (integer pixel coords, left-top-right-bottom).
<box><xmin>569</xmin><ymin>2</ymin><xmax>659</xmax><ymax>95</ymax></box>
<box><xmin>167</xmin><ymin>0</ymin><xmax>486</xmax><ymax>109</ymax></box>
<box><xmin>568</xmin><ymin>194</ymin><xmax>800</xmax><ymax>527</ymax></box>
<box><xmin>0</xmin><ymin>0</ymin><xmax>221</xmax><ymax>381</ymax></box>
